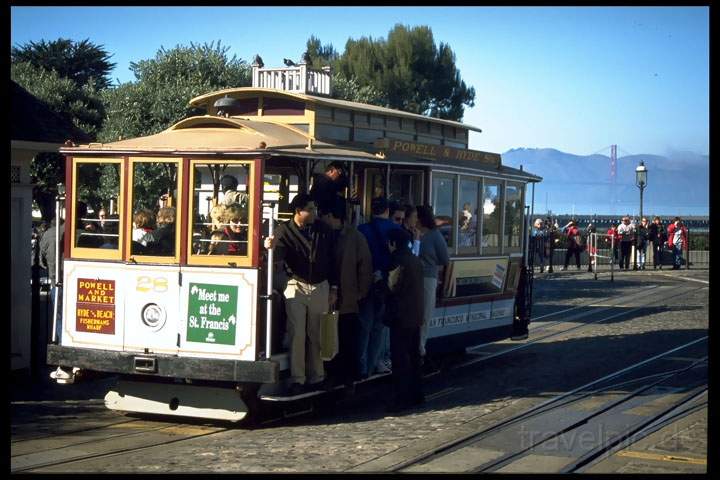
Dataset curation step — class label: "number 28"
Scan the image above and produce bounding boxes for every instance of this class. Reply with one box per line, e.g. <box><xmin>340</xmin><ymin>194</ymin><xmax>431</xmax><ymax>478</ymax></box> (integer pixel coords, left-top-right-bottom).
<box><xmin>136</xmin><ymin>276</ymin><xmax>168</xmax><ymax>293</ymax></box>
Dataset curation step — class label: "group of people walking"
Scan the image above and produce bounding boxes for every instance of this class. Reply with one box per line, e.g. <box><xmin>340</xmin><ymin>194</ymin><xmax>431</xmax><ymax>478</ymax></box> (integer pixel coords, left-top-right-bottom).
<box><xmin>265</xmin><ymin>162</ymin><xmax>449</xmax><ymax>412</ymax></box>
<box><xmin>531</xmin><ymin>215</ymin><xmax>689</xmax><ymax>272</ymax></box>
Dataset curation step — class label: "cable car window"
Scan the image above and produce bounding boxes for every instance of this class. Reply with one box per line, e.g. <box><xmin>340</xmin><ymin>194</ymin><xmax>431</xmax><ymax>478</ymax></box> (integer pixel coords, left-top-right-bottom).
<box><xmin>504</xmin><ymin>182</ymin><xmax>524</xmax><ymax>254</ymax></box>
<box><xmin>130</xmin><ymin>161</ymin><xmax>180</xmax><ymax>258</ymax></box>
<box><xmin>389</xmin><ymin>170</ymin><xmax>423</xmax><ymax>207</ymax></box>
<box><xmin>458</xmin><ymin>178</ymin><xmax>479</xmax><ymax>252</ymax></box>
<box><xmin>191</xmin><ymin>163</ymin><xmax>251</xmax><ymax>257</ymax></box>
<box><xmin>482</xmin><ymin>180</ymin><xmax>502</xmax><ymax>255</ymax></box>
<box><xmin>432</xmin><ymin>175</ymin><xmax>456</xmax><ymax>247</ymax></box>
<box><xmin>74</xmin><ymin>162</ymin><xmax>121</xmax><ymax>251</ymax></box>
<box><xmin>263</xmin><ymin>172</ymin><xmax>299</xmax><ymax>220</ymax></box>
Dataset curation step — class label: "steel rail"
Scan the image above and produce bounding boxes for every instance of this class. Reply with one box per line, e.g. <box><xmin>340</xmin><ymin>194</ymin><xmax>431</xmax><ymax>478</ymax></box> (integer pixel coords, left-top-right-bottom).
<box><xmin>456</xmin><ymin>284</ymin><xmax>703</xmax><ymax>371</ymax></box>
<box><xmin>474</xmin><ymin>357</ymin><xmax>708</xmax><ymax>472</ymax></box>
<box><xmin>564</xmin><ymin>386</ymin><xmax>708</xmax><ymax>473</ymax></box>
<box><xmin>389</xmin><ymin>335</ymin><xmax>707</xmax><ymax>472</ymax></box>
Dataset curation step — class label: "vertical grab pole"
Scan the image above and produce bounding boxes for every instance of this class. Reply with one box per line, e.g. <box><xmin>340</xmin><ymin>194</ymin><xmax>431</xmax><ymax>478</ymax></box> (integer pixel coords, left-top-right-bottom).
<box><xmin>51</xmin><ymin>193</ymin><xmax>63</xmax><ymax>344</ymax></box>
<box><xmin>264</xmin><ymin>202</ymin><xmax>276</xmax><ymax>360</ymax></box>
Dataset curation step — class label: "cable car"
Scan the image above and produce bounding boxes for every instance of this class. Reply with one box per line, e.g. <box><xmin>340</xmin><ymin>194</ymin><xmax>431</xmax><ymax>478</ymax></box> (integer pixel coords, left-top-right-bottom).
<box><xmin>47</xmin><ymin>58</ymin><xmax>541</xmax><ymax>422</ymax></box>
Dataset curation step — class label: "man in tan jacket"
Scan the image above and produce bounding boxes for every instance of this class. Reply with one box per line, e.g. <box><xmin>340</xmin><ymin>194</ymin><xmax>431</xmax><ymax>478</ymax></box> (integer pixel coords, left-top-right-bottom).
<box><xmin>320</xmin><ymin>197</ymin><xmax>373</xmax><ymax>388</ymax></box>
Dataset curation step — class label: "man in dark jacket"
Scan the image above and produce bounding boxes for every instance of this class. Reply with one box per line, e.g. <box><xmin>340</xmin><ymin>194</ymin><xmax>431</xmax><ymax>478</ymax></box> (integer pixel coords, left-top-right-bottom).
<box><xmin>385</xmin><ymin>228</ymin><xmax>425</xmax><ymax>413</ymax></box>
<box><xmin>309</xmin><ymin>161</ymin><xmax>346</xmax><ymax>213</ymax></box>
<box><xmin>265</xmin><ymin>193</ymin><xmax>338</xmax><ymax>395</ymax></box>
<box><xmin>357</xmin><ymin>197</ymin><xmax>401</xmax><ymax>378</ymax></box>
<box><xmin>319</xmin><ymin>197</ymin><xmax>373</xmax><ymax>389</ymax></box>
<box><xmin>648</xmin><ymin>216</ymin><xmax>666</xmax><ymax>269</ymax></box>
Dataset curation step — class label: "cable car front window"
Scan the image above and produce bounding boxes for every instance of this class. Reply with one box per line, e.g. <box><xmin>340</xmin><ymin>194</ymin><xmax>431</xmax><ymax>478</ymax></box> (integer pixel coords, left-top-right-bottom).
<box><xmin>74</xmin><ymin>163</ymin><xmax>121</xmax><ymax>250</ymax></box>
<box><xmin>192</xmin><ymin>163</ymin><xmax>251</xmax><ymax>257</ymax></box>
<box><xmin>130</xmin><ymin>161</ymin><xmax>179</xmax><ymax>257</ymax></box>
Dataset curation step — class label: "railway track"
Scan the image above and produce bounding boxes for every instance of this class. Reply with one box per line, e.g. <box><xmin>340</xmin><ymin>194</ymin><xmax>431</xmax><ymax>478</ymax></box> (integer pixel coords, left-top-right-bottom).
<box><xmin>11</xmin><ymin>279</ymin><xmax>707</xmax><ymax>472</ymax></box>
<box><xmin>392</xmin><ymin>338</ymin><xmax>708</xmax><ymax>473</ymax></box>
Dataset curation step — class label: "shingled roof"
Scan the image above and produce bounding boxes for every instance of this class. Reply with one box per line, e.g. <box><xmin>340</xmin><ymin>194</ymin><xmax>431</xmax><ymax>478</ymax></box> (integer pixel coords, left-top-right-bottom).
<box><xmin>11</xmin><ymin>80</ymin><xmax>92</xmax><ymax>144</ymax></box>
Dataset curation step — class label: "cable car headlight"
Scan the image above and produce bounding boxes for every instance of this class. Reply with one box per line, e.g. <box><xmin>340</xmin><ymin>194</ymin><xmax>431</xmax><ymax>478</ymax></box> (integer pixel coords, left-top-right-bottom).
<box><xmin>141</xmin><ymin>303</ymin><xmax>167</xmax><ymax>331</ymax></box>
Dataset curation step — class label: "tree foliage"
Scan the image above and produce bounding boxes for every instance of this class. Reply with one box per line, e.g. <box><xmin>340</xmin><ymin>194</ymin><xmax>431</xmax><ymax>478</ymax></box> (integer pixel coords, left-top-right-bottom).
<box><xmin>11</xmin><ymin>38</ymin><xmax>115</xmax><ymax>90</ymax></box>
<box><xmin>304</xmin><ymin>35</ymin><xmax>339</xmax><ymax>68</ymax></box>
<box><xmin>98</xmin><ymin>41</ymin><xmax>251</xmax><ymax>142</ymax></box>
<box><xmin>11</xmin><ymin>39</ymin><xmax>111</xmax><ymax>222</ymax></box>
<box><xmin>11</xmin><ymin>62</ymin><xmax>105</xmax><ymax>138</ymax></box>
<box><xmin>316</xmin><ymin>24</ymin><xmax>475</xmax><ymax>121</ymax></box>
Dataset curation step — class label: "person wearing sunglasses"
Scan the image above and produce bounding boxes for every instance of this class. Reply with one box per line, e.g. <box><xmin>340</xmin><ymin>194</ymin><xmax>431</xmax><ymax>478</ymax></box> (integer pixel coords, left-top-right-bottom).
<box><xmin>221</xmin><ymin>204</ymin><xmax>248</xmax><ymax>255</ymax></box>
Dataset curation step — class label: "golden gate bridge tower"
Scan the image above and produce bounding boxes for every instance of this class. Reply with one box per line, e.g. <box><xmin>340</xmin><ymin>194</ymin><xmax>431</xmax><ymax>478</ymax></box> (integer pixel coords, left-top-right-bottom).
<box><xmin>610</xmin><ymin>144</ymin><xmax>617</xmax><ymax>215</ymax></box>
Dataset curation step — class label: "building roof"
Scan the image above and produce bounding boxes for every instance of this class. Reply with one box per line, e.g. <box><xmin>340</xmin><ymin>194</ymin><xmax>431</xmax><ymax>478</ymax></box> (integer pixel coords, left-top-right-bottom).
<box><xmin>188</xmin><ymin>87</ymin><xmax>483</xmax><ymax>133</ymax></box>
<box><xmin>11</xmin><ymin>80</ymin><xmax>92</xmax><ymax>144</ymax></box>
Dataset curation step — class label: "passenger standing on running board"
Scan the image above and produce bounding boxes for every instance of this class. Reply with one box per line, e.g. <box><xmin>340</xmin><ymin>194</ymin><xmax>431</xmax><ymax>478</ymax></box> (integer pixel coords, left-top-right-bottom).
<box><xmin>319</xmin><ymin>197</ymin><xmax>373</xmax><ymax>390</ymax></box>
<box><xmin>385</xmin><ymin>228</ymin><xmax>425</xmax><ymax>413</ymax></box>
<box><xmin>416</xmin><ymin>205</ymin><xmax>450</xmax><ymax>371</ymax></box>
<box><xmin>357</xmin><ymin>197</ymin><xmax>401</xmax><ymax>379</ymax></box>
<box><xmin>402</xmin><ymin>205</ymin><xmax>422</xmax><ymax>256</ymax></box>
<box><xmin>264</xmin><ymin>193</ymin><xmax>338</xmax><ymax>396</ymax></box>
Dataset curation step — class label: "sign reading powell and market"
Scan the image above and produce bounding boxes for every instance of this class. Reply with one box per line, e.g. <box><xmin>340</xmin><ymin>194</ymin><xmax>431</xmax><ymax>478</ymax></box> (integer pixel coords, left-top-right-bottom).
<box><xmin>187</xmin><ymin>283</ymin><xmax>238</xmax><ymax>345</ymax></box>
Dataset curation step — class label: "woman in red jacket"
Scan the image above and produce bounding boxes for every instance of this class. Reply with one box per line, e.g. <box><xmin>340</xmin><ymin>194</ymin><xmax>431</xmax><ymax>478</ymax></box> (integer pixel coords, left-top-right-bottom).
<box><xmin>666</xmin><ymin>217</ymin><xmax>688</xmax><ymax>270</ymax></box>
<box><xmin>562</xmin><ymin>220</ymin><xmax>582</xmax><ymax>271</ymax></box>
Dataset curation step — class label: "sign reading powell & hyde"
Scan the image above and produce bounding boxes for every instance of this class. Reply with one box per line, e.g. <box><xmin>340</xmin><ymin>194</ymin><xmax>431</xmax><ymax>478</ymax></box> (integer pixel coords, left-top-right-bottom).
<box><xmin>374</xmin><ymin>138</ymin><xmax>501</xmax><ymax>168</ymax></box>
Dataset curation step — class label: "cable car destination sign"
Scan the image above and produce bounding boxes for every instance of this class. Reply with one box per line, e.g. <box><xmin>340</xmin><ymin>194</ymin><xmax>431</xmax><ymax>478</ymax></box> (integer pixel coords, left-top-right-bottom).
<box><xmin>374</xmin><ymin>138</ymin><xmax>501</xmax><ymax>168</ymax></box>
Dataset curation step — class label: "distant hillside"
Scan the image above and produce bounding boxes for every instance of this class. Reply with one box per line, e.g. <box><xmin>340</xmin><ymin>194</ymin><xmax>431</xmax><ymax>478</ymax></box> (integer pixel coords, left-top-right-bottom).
<box><xmin>501</xmin><ymin>148</ymin><xmax>709</xmax><ymax>216</ymax></box>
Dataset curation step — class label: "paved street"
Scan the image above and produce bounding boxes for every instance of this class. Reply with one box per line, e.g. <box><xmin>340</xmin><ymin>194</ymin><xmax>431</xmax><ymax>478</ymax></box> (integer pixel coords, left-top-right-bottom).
<box><xmin>11</xmin><ymin>268</ymin><xmax>709</xmax><ymax>473</ymax></box>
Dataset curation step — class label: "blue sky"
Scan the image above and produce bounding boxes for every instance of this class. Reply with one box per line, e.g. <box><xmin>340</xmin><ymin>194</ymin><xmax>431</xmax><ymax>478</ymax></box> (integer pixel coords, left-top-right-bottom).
<box><xmin>11</xmin><ymin>6</ymin><xmax>709</xmax><ymax>157</ymax></box>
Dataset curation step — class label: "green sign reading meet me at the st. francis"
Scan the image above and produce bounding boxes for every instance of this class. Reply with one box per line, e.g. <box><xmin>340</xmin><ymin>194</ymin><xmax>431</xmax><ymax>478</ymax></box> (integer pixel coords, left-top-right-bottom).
<box><xmin>187</xmin><ymin>283</ymin><xmax>238</xmax><ymax>345</ymax></box>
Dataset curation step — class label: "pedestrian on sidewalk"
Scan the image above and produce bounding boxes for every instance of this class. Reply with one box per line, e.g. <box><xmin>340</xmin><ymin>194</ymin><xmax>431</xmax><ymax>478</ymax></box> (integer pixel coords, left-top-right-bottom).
<box><xmin>636</xmin><ymin>218</ymin><xmax>649</xmax><ymax>270</ymax></box>
<box><xmin>617</xmin><ymin>216</ymin><xmax>635</xmax><ymax>270</ymax></box>
<box><xmin>667</xmin><ymin>217</ymin><xmax>688</xmax><ymax>270</ymax></box>
<box><xmin>648</xmin><ymin>216</ymin><xmax>666</xmax><ymax>269</ymax></box>
<box><xmin>562</xmin><ymin>219</ymin><xmax>582</xmax><ymax>271</ymax></box>
<box><xmin>531</xmin><ymin>218</ymin><xmax>547</xmax><ymax>273</ymax></box>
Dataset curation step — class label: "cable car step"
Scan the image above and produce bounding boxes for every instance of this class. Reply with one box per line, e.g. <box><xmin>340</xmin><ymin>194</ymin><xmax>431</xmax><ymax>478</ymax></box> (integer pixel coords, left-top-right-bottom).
<box><xmin>260</xmin><ymin>372</ymin><xmax>391</xmax><ymax>402</ymax></box>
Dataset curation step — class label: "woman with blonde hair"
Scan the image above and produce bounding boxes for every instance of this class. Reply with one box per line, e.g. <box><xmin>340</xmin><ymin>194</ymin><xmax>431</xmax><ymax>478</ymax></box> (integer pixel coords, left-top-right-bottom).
<box><xmin>146</xmin><ymin>207</ymin><xmax>176</xmax><ymax>256</ymax></box>
<box><xmin>222</xmin><ymin>204</ymin><xmax>248</xmax><ymax>255</ymax></box>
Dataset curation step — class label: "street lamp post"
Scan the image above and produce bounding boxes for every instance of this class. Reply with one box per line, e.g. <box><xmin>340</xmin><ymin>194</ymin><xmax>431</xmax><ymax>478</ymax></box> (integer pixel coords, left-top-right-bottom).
<box><xmin>634</xmin><ymin>161</ymin><xmax>648</xmax><ymax>270</ymax></box>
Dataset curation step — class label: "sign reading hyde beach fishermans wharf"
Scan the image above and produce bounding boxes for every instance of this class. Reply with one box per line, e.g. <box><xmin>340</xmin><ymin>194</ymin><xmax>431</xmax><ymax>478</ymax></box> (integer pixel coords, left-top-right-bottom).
<box><xmin>76</xmin><ymin>279</ymin><xmax>116</xmax><ymax>334</ymax></box>
<box><xmin>374</xmin><ymin>139</ymin><xmax>501</xmax><ymax>168</ymax></box>
<box><xmin>187</xmin><ymin>283</ymin><xmax>238</xmax><ymax>345</ymax></box>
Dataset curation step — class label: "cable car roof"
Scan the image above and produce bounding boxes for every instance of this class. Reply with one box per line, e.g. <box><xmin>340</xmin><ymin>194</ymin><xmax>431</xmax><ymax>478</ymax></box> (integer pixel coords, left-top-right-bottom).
<box><xmin>60</xmin><ymin>115</ymin><xmax>541</xmax><ymax>182</ymax></box>
<box><xmin>188</xmin><ymin>87</ymin><xmax>484</xmax><ymax>133</ymax></box>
